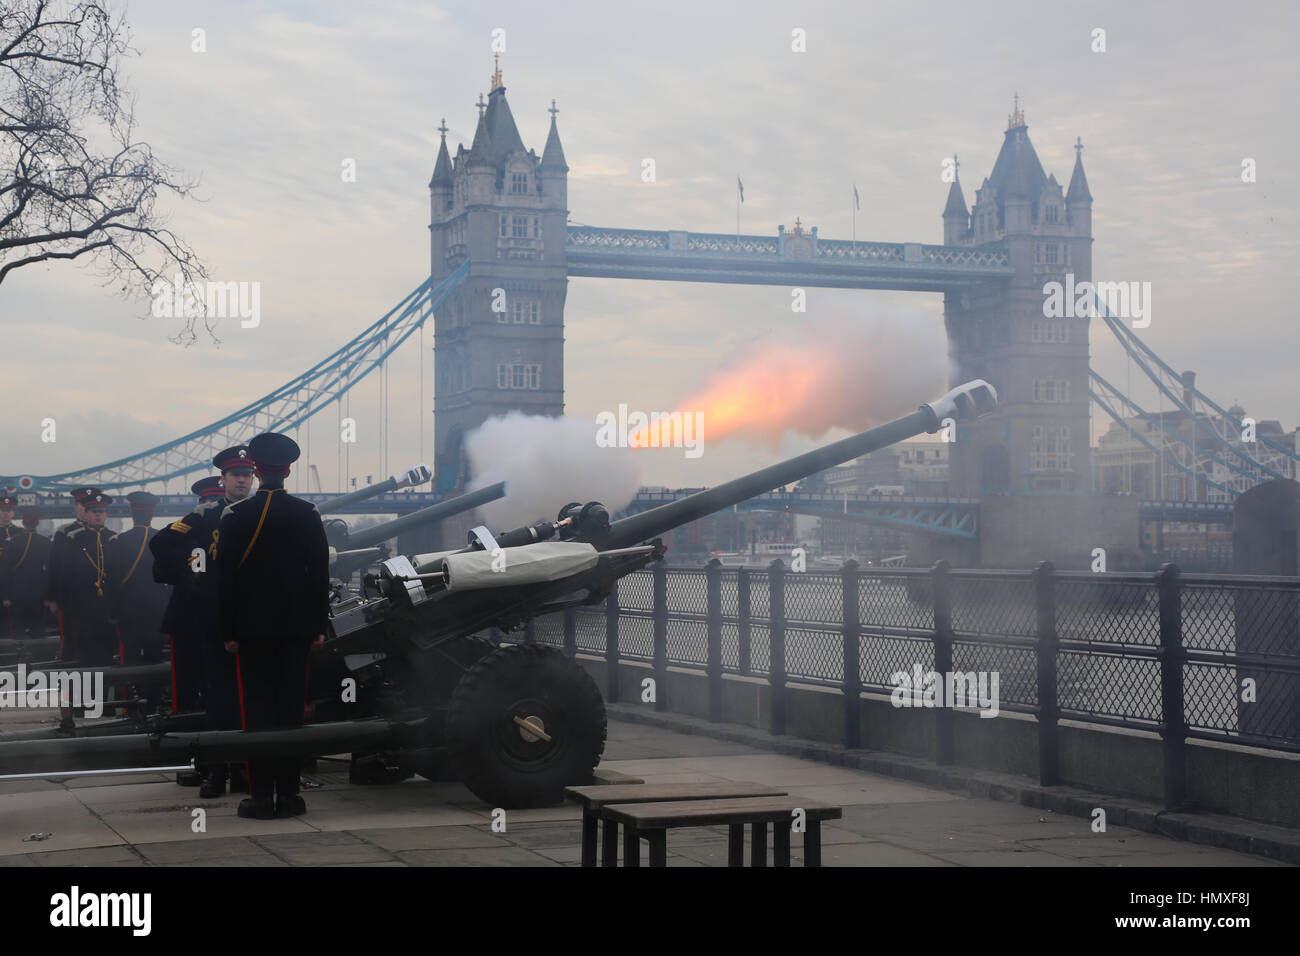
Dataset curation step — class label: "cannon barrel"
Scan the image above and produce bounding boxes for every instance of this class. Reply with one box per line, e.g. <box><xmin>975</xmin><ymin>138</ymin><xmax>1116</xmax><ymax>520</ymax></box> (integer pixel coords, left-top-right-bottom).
<box><xmin>598</xmin><ymin>381</ymin><xmax>997</xmax><ymax>551</ymax></box>
<box><xmin>0</xmin><ymin>719</ymin><xmax>397</xmax><ymax>775</ymax></box>
<box><xmin>343</xmin><ymin>481</ymin><xmax>506</xmax><ymax>551</ymax></box>
<box><xmin>317</xmin><ymin>464</ymin><xmax>432</xmax><ymax>515</ymax></box>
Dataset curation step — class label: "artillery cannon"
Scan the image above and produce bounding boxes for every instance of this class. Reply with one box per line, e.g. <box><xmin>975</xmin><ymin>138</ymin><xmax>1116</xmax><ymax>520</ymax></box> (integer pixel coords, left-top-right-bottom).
<box><xmin>0</xmin><ymin>382</ymin><xmax>996</xmax><ymax>807</ymax></box>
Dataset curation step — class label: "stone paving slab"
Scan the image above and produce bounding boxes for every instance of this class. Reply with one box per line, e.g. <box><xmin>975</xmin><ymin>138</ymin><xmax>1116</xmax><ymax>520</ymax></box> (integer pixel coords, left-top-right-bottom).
<box><xmin>0</xmin><ymin>714</ymin><xmax>1289</xmax><ymax>866</ymax></box>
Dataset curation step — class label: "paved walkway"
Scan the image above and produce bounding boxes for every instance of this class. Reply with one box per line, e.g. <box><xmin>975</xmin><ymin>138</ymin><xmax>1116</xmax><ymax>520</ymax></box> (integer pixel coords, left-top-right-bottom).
<box><xmin>0</xmin><ymin>717</ymin><xmax>1285</xmax><ymax>866</ymax></box>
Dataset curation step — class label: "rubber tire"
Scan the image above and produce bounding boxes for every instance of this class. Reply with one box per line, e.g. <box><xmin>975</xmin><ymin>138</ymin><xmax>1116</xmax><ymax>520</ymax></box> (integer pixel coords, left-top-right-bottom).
<box><xmin>409</xmin><ymin>634</ymin><xmax>499</xmax><ymax>783</ymax></box>
<box><xmin>445</xmin><ymin>644</ymin><xmax>606</xmax><ymax>808</ymax></box>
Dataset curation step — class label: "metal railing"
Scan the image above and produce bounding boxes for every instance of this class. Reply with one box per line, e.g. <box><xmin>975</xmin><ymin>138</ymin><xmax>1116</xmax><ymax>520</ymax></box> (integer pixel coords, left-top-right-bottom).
<box><xmin>524</xmin><ymin>560</ymin><xmax>1300</xmax><ymax>810</ymax></box>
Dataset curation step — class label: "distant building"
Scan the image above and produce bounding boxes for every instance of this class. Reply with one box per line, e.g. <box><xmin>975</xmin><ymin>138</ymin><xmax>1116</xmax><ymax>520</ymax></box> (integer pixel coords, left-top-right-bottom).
<box><xmin>1093</xmin><ymin>373</ymin><xmax>1297</xmax><ymax>501</ymax></box>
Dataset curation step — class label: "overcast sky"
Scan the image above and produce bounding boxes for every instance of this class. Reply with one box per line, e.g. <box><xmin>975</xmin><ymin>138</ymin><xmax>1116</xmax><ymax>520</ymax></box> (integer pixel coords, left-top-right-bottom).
<box><xmin>2</xmin><ymin>0</ymin><xmax>1297</xmax><ymax>495</ymax></box>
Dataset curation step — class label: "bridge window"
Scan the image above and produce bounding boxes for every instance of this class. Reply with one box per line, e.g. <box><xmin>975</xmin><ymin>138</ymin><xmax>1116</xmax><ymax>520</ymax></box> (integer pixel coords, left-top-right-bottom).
<box><xmin>512</xmin><ymin>216</ymin><xmax>529</xmax><ymax>238</ymax></box>
<box><xmin>1031</xmin><ymin>425</ymin><xmax>1072</xmax><ymax>472</ymax></box>
<box><xmin>496</xmin><ymin>362</ymin><xmax>542</xmax><ymax>389</ymax></box>
<box><xmin>511</xmin><ymin>172</ymin><xmax>528</xmax><ymax>194</ymax></box>
<box><xmin>510</xmin><ymin>299</ymin><xmax>540</xmax><ymax>324</ymax></box>
<box><xmin>1045</xmin><ymin>205</ymin><xmax>1059</xmax><ymax>224</ymax></box>
<box><xmin>500</xmin><ymin>215</ymin><xmax>508</xmax><ymax>237</ymax></box>
<box><xmin>533</xmin><ymin>216</ymin><xmax>540</xmax><ymax>238</ymax></box>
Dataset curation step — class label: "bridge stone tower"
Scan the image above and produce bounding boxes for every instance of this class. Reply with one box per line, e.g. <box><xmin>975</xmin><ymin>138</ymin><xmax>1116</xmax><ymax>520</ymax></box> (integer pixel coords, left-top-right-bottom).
<box><xmin>942</xmin><ymin>100</ymin><xmax>1093</xmax><ymax>496</ymax></box>
<box><xmin>429</xmin><ymin>61</ymin><xmax>569</xmax><ymax>497</ymax></box>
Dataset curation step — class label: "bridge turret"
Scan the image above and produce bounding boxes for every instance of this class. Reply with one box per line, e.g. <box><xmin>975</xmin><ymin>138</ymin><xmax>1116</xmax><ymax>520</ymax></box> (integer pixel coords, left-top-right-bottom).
<box><xmin>942</xmin><ymin>156</ymin><xmax>969</xmax><ymax>245</ymax></box>
<box><xmin>540</xmin><ymin>99</ymin><xmax>568</xmax><ymax>209</ymax></box>
<box><xmin>429</xmin><ymin>118</ymin><xmax>453</xmax><ymax>220</ymax></box>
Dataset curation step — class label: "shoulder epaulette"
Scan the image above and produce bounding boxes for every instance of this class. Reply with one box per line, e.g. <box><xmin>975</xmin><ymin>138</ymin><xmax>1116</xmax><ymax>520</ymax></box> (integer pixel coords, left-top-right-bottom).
<box><xmin>169</xmin><ymin>520</ymin><xmax>192</xmax><ymax>533</ymax></box>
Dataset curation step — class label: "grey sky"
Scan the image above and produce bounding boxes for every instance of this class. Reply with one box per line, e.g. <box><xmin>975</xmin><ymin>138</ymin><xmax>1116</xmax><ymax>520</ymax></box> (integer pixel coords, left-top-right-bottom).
<box><xmin>2</xmin><ymin>0</ymin><xmax>1297</xmax><ymax>493</ymax></box>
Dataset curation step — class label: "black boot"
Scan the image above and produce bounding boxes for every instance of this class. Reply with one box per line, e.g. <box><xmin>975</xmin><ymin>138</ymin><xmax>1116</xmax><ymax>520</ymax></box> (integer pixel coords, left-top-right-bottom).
<box><xmin>275</xmin><ymin>793</ymin><xmax>306</xmax><ymax>818</ymax></box>
<box><xmin>176</xmin><ymin>770</ymin><xmax>202</xmax><ymax>787</ymax></box>
<box><xmin>237</xmin><ymin>797</ymin><xmax>275</xmax><ymax>820</ymax></box>
<box><xmin>199</xmin><ymin>766</ymin><xmax>226</xmax><ymax>799</ymax></box>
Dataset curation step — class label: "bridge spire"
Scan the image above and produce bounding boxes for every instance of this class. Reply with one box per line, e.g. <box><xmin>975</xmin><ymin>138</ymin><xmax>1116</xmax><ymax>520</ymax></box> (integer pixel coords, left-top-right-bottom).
<box><xmin>491</xmin><ymin>53</ymin><xmax>503</xmax><ymax>92</ymax></box>
<box><xmin>430</xmin><ymin>117</ymin><xmax>453</xmax><ymax>190</ymax></box>
<box><xmin>1067</xmin><ymin>135</ymin><xmax>1093</xmax><ymax>204</ymax></box>
<box><xmin>468</xmin><ymin>96</ymin><xmax>494</xmax><ymax>166</ymax></box>
<box><xmin>541</xmin><ymin>98</ymin><xmax>568</xmax><ymax>172</ymax></box>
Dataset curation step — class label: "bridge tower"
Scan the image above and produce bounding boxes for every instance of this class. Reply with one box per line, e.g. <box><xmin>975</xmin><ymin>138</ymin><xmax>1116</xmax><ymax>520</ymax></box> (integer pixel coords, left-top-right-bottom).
<box><xmin>429</xmin><ymin>61</ymin><xmax>570</xmax><ymax>498</ymax></box>
<box><xmin>942</xmin><ymin>99</ymin><xmax>1094</xmax><ymax>496</ymax></box>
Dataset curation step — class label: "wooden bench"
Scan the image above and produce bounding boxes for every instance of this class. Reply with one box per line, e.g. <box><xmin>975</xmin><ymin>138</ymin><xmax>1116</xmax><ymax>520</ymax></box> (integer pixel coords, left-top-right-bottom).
<box><xmin>603</xmin><ymin>797</ymin><xmax>842</xmax><ymax>867</ymax></box>
<box><xmin>587</xmin><ymin>768</ymin><xmax>645</xmax><ymax>786</ymax></box>
<box><xmin>565</xmin><ymin>783</ymin><xmax>788</xmax><ymax>867</ymax></box>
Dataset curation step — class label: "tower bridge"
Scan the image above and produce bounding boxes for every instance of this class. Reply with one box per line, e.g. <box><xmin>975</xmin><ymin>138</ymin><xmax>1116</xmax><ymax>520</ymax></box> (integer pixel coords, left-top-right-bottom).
<box><xmin>6</xmin><ymin>67</ymin><xmax>1297</xmax><ymax>568</ymax></box>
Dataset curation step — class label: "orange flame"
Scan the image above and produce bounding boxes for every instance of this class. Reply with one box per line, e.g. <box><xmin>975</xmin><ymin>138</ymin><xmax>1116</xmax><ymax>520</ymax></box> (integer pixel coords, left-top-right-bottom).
<box><xmin>629</xmin><ymin>341</ymin><xmax>844</xmax><ymax>448</ymax></box>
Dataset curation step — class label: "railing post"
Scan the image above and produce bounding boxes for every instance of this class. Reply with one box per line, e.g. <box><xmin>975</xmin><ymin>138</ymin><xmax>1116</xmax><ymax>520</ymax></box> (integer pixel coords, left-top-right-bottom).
<box><xmin>737</xmin><ymin>567</ymin><xmax>752</xmax><ymax>676</ymax></box>
<box><xmin>605</xmin><ymin>580</ymin><xmax>620</xmax><ymax>704</ymax></box>
<box><xmin>841</xmin><ymin>559</ymin><xmax>862</xmax><ymax>749</ymax></box>
<box><xmin>563</xmin><ymin>607</ymin><xmax>577</xmax><ymax>659</ymax></box>
<box><xmin>652</xmin><ymin>562</ymin><xmax>668</xmax><ymax>713</ymax></box>
<box><xmin>706</xmin><ymin>559</ymin><xmax>723</xmax><ymax>722</ymax></box>
<box><xmin>1033</xmin><ymin>561</ymin><xmax>1059</xmax><ymax>787</ymax></box>
<box><xmin>769</xmin><ymin>559</ymin><xmax>787</xmax><ymax>736</ymax></box>
<box><xmin>930</xmin><ymin>560</ymin><xmax>953</xmax><ymax>765</ymax></box>
<box><xmin>523</xmin><ymin>619</ymin><xmax>535</xmax><ymax>645</ymax></box>
<box><xmin>1156</xmin><ymin>563</ymin><xmax>1186</xmax><ymax>810</ymax></box>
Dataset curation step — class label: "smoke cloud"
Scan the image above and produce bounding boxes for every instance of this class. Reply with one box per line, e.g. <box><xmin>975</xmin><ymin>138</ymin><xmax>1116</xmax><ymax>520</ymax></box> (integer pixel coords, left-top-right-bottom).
<box><xmin>465</xmin><ymin>412</ymin><xmax>642</xmax><ymax>529</ymax></box>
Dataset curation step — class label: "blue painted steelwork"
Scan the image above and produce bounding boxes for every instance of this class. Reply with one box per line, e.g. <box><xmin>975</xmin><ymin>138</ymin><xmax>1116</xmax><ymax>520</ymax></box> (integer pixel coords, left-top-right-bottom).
<box><xmin>1090</xmin><ymin>371</ymin><xmax>1240</xmax><ymax>495</ymax></box>
<box><xmin>1093</xmin><ymin>293</ymin><xmax>1296</xmax><ymax>481</ymax></box>
<box><xmin>4</xmin><ymin>261</ymin><xmax>470</xmax><ymax>493</ymax></box>
<box><xmin>565</xmin><ymin>225</ymin><xmax>1014</xmax><ymax>292</ymax></box>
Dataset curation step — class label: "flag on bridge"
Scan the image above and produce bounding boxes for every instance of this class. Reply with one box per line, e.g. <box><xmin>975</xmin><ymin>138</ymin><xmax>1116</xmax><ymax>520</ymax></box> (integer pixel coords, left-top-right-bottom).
<box><xmin>737</xmin><ymin>176</ymin><xmax>744</xmax><ymax>203</ymax></box>
<box><xmin>854</xmin><ymin>184</ymin><xmax>860</xmax><ymax>210</ymax></box>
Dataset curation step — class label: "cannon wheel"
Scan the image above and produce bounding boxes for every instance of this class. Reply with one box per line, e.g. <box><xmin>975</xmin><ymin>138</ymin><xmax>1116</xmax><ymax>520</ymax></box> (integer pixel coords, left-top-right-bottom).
<box><xmin>445</xmin><ymin>643</ymin><xmax>606</xmax><ymax>808</ymax></box>
<box><xmin>408</xmin><ymin>634</ymin><xmax>499</xmax><ymax>783</ymax></box>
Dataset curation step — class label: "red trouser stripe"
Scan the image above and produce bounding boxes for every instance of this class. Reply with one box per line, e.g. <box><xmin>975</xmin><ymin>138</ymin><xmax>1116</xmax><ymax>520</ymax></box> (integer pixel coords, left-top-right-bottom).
<box><xmin>235</xmin><ymin>651</ymin><xmax>251</xmax><ymax>793</ymax></box>
<box><xmin>169</xmin><ymin>635</ymin><xmax>178</xmax><ymax>714</ymax></box>
<box><xmin>303</xmin><ymin>654</ymin><xmax>312</xmax><ymax>721</ymax></box>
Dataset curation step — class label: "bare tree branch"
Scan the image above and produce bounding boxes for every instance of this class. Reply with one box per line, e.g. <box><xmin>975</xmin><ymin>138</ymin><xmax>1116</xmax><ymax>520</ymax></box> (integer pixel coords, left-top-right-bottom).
<box><xmin>0</xmin><ymin>0</ymin><xmax>209</xmax><ymax>342</ymax></box>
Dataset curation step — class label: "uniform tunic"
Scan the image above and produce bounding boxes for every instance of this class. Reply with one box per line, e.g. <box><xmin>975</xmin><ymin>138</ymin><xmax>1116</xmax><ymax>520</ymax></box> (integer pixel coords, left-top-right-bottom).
<box><xmin>107</xmin><ymin>526</ymin><xmax>170</xmax><ymax>663</ymax></box>
<box><xmin>47</xmin><ymin>523</ymin><xmax>117</xmax><ymax>666</ymax></box>
<box><xmin>0</xmin><ymin>529</ymin><xmax>52</xmax><ymax>637</ymax></box>
<box><xmin>217</xmin><ymin>487</ymin><xmax>330</xmax><ymax>801</ymax></box>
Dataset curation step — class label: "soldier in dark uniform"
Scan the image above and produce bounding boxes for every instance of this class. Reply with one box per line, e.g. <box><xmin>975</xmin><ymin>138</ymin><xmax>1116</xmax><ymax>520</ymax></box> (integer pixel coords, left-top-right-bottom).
<box><xmin>46</xmin><ymin>487</ymin><xmax>101</xmax><ymax>661</ymax></box>
<box><xmin>218</xmin><ymin>433</ymin><xmax>329</xmax><ymax>819</ymax></box>
<box><xmin>107</xmin><ymin>492</ymin><xmax>169</xmax><ymax>665</ymax></box>
<box><xmin>47</xmin><ymin>491</ymin><xmax>117</xmax><ymax>667</ymax></box>
<box><xmin>151</xmin><ymin>450</ymin><xmax>255</xmax><ymax>796</ymax></box>
<box><xmin>2</xmin><ymin>510</ymin><xmax>52</xmax><ymax>637</ymax></box>
<box><xmin>0</xmin><ymin>495</ymin><xmax>19</xmax><ymax>639</ymax></box>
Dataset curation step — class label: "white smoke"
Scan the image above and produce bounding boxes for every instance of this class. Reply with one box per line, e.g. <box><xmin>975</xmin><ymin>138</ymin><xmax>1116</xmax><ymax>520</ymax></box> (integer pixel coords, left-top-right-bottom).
<box><xmin>465</xmin><ymin>412</ymin><xmax>642</xmax><ymax>529</ymax></box>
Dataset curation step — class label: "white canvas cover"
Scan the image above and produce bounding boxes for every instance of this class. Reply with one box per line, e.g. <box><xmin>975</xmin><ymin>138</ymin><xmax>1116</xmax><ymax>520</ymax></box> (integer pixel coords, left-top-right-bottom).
<box><xmin>441</xmin><ymin>542</ymin><xmax>599</xmax><ymax>591</ymax></box>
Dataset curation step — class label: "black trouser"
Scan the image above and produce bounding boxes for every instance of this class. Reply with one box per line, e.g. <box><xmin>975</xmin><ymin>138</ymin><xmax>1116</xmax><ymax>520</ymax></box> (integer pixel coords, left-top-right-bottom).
<box><xmin>237</xmin><ymin>640</ymin><xmax>311</xmax><ymax>801</ymax></box>
<box><xmin>64</xmin><ymin>604</ymin><xmax>115</xmax><ymax>666</ymax></box>
<box><xmin>12</xmin><ymin>600</ymin><xmax>48</xmax><ymax>637</ymax></box>
<box><xmin>169</xmin><ymin>629</ymin><xmax>205</xmax><ymax>714</ymax></box>
<box><xmin>118</xmin><ymin>616</ymin><xmax>165</xmax><ymax>664</ymax></box>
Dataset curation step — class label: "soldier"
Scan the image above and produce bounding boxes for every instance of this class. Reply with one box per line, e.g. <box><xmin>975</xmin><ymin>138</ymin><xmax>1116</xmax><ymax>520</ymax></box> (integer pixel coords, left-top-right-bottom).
<box><xmin>46</xmin><ymin>487</ymin><xmax>102</xmax><ymax>661</ymax></box>
<box><xmin>1</xmin><ymin>510</ymin><xmax>52</xmax><ymax>638</ymax></box>
<box><xmin>107</xmin><ymin>492</ymin><xmax>169</xmax><ymax>665</ymax></box>
<box><xmin>47</xmin><ymin>491</ymin><xmax>117</xmax><ymax>667</ymax></box>
<box><xmin>0</xmin><ymin>495</ymin><xmax>19</xmax><ymax>639</ymax></box>
<box><xmin>151</xmin><ymin>450</ymin><xmax>255</xmax><ymax>796</ymax></box>
<box><xmin>218</xmin><ymin>432</ymin><xmax>329</xmax><ymax>819</ymax></box>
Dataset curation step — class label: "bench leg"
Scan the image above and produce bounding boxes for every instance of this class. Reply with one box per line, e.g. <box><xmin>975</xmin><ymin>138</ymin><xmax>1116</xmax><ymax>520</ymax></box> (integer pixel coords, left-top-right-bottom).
<box><xmin>805</xmin><ymin>819</ymin><xmax>822</xmax><ymax>867</ymax></box>
<box><xmin>753</xmin><ymin>821</ymin><xmax>767</xmax><ymax>867</ymax></box>
<box><xmin>623</xmin><ymin>825</ymin><xmax>640</xmax><ymax>867</ymax></box>
<box><xmin>581</xmin><ymin>811</ymin><xmax>598</xmax><ymax>868</ymax></box>
<box><xmin>602</xmin><ymin>819</ymin><xmax>619</xmax><ymax>867</ymax></box>
<box><xmin>727</xmin><ymin>824</ymin><xmax>744</xmax><ymax>867</ymax></box>
<box><xmin>648</xmin><ymin>829</ymin><xmax>667</xmax><ymax>867</ymax></box>
<box><xmin>774</xmin><ymin>823</ymin><xmax>791</xmax><ymax>867</ymax></box>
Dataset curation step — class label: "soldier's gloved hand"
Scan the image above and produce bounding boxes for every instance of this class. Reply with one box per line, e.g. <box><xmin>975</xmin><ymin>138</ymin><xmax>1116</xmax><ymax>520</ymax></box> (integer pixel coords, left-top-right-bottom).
<box><xmin>312</xmin><ymin>634</ymin><xmax>325</xmax><ymax>649</ymax></box>
<box><xmin>44</xmin><ymin>601</ymin><xmax>57</xmax><ymax>614</ymax></box>
<box><xmin>224</xmin><ymin>641</ymin><xmax>239</xmax><ymax>653</ymax></box>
